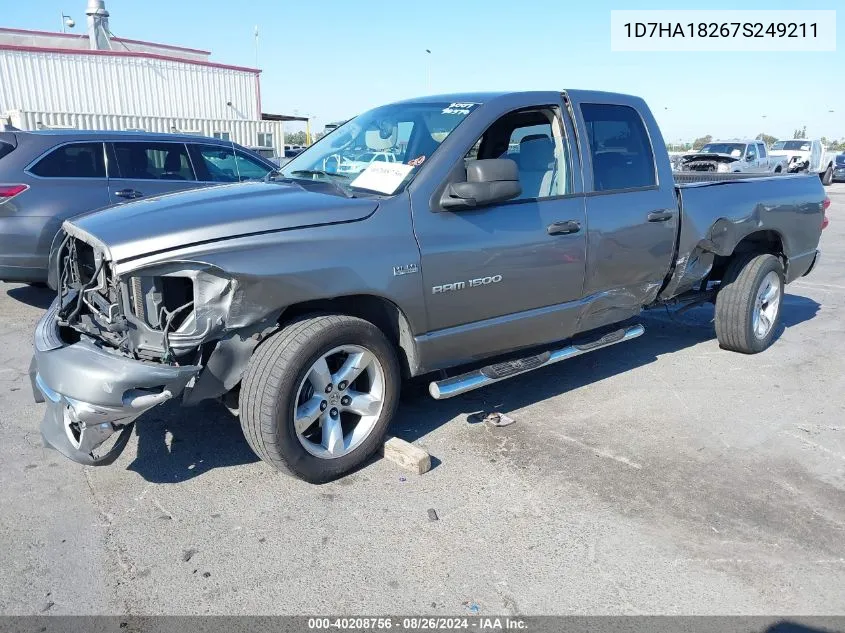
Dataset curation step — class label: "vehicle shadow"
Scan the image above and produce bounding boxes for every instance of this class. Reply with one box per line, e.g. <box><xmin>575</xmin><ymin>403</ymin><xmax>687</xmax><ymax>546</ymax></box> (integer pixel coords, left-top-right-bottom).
<box><xmin>765</xmin><ymin>621</ymin><xmax>844</xmax><ymax>633</ymax></box>
<box><xmin>126</xmin><ymin>399</ymin><xmax>258</xmax><ymax>483</ymax></box>
<box><xmin>5</xmin><ymin>284</ymin><xmax>54</xmax><ymax>309</ymax></box>
<box><xmin>123</xmin><ymin>294</ymin><xmax>819</xmax><ymax>482</ymax></box>
<box><xmin>391</xmin><ymin>294</ymin><xmax>821</xmax><ymax>444</ymax></box>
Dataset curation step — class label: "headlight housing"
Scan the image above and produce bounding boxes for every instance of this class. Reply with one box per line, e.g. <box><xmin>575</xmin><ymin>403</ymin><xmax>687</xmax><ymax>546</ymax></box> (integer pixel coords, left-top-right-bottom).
<box><xmin>717</xmin><ymin>163</ymin><xmax>730</xmax><ymax>173</ymax></box>
<box><xmin>121</xmin><ymin>264</ymin><xmax>234</xmax><ymax>360</ymax></box>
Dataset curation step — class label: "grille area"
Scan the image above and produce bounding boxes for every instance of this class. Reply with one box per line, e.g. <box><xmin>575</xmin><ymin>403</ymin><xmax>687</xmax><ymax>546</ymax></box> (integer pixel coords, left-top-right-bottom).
<box><xmin>685</xmin><ymin>161</ymin><xmax>718</xmax><ymax>172</ymax></box>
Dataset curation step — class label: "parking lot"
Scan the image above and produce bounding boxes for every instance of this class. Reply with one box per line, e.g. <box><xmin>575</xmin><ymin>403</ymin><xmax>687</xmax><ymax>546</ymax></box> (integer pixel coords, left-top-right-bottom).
<box><xmin>1</xmin><ymin>184</ymin><xmax>843</xmax><ymax>616</ymax></box>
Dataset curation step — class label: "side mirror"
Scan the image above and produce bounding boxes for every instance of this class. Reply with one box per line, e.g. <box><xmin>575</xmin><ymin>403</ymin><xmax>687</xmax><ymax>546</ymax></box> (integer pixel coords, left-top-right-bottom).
<box><xmin>441</xmin><ymin>159</ymin><xmax>521</xmax><ymax>210</ymax></box>
<box><xmin>746</xmin><ymin>154</ymin><xmax>755</xmax><ymax>162</ymax></box>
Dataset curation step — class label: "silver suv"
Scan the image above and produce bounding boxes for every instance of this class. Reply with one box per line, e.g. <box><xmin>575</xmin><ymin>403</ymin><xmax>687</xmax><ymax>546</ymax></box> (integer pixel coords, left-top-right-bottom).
<box><xmin>0</xmin><ymin>130</ymin><xmax>276</xmax><ymax>283</ymax></box>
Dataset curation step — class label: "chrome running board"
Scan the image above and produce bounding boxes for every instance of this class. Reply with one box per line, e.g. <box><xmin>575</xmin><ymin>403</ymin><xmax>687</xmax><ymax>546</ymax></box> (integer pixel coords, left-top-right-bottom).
<box><xmin>428</xmin><ymin>324</ymin><xmax>645</xmax><ymax>400</ymax></box>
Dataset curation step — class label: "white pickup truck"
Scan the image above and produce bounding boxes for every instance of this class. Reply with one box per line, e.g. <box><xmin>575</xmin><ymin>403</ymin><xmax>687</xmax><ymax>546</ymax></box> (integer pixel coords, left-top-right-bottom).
<box><xmin>679</xmin><ymin>140</ymin><xmax>787</xmax><ymax>175</ymax></box>
<box><xmin>769</xmin><ymin>139</ymin><xmax>837</xmax><ymax>185</ymax></box>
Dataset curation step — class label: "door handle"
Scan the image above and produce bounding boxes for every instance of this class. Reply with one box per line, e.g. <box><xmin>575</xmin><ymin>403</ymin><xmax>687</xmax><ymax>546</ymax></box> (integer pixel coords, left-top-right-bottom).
<box><xmin>115</xmin><ymin>189</ymin><xmax>143</xmax><ymax>199</ymax></box>
<box><xmin>647</xmin><ymin>210</ymin><xmax>674</xmax><ymax>222</ymax></box>
<box><xmin>547</xmin><ymin>220</ymin><xmax>581</xmax><ymax>235</ymax></box>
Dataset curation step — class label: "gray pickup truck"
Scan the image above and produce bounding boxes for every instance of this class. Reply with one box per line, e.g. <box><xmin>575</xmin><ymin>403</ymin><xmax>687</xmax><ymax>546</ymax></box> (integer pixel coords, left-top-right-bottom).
<box><xmin>30</xmin><ymin>90</ymin><xmax>828</xmax><ymax>482</ymax></box>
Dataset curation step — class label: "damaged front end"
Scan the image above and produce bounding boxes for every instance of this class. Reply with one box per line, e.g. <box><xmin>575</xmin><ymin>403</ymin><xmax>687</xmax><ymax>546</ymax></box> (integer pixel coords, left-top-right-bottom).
<box><xmin>31</xmin><ymin>227</ymin><xmax>275</xmax><ymax>465</ymax></box>
<box><xmin>680</xmin><ymin>154</ymin><xmax>739</xmax><ymax>173</ymax></box>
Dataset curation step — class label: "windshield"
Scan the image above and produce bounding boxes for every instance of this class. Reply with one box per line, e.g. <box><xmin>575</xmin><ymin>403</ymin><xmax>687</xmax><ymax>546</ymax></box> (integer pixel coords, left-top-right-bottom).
<box><xmin>280</xmin><ymin>101</ymin><xmax>478</xmax><ymax>195</ymax></box>
<box><xmin>771</xmin><ymin>140</ymin><xmax>811</xmax><ymax>151</ymax></box>
<box><xmin>698</xmin><ymin>143</ymin><xmax>747</xmax><ymax>156</ymax></box>
<box><xmin>836</xmin><ymin>154</ymin><xmax>845</xmax><ymax>165</ymax></box>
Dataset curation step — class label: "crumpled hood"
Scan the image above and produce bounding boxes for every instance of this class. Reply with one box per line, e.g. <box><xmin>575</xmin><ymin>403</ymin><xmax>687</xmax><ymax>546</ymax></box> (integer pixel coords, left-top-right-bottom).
<box><xmin>64</xmin><ymin>182</ymin><xmax>378</xmax><ymax>263</ymax></box>
<box><xmin>682</xmin><ymin>153</ymin><xmax>739</xmax><ymax>163</ymax></box>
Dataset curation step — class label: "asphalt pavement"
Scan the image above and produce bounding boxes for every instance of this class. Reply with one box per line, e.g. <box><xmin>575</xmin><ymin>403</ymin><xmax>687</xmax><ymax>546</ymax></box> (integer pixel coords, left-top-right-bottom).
<box><xmin>1</xmin><ymin>184</ymin><xmax>844</xmax><ymax>615</ymax></box>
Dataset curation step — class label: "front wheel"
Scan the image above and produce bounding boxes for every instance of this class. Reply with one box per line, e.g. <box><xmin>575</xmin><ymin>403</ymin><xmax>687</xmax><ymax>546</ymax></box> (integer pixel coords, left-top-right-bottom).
<box><xmin>715</xmin><ymin>253</ymin><xmax>784</xmax><ymax>354</ymax></box>
<box><xmin>239</xmin><ymin>314</ymin><xmax>400</xmax><ymax>483</ymax></box>
<box><xmin>821</xmin><ymin>165</ymin><xmax>834</xmax><ymax>186</ymax></box>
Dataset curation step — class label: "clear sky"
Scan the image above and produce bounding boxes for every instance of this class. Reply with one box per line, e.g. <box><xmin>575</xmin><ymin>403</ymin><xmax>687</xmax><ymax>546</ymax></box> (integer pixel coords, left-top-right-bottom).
<box><xmin>4</xmin><ymin>0</ymin><xmax>843</xmax><ymax>141</ymax></box>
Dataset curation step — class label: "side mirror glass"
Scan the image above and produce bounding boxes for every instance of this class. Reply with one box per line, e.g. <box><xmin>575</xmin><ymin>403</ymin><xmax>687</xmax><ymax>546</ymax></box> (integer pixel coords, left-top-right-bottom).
<box><xmin>441</xmin><ymin>158</ymin><xmax>521</xmax><ymax>210</ymax></box>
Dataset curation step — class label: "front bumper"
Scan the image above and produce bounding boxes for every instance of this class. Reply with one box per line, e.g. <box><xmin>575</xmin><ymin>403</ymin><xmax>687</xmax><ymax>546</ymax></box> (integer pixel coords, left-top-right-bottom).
<box><xmin>31</xmin><ymin>298</ymin><xmax>201</xmax><ymax>465</ymax></box>
<box><xmin>834</xmin><ymin>167</ymin><xmax>845</xmax><ymax>182</ymax></box>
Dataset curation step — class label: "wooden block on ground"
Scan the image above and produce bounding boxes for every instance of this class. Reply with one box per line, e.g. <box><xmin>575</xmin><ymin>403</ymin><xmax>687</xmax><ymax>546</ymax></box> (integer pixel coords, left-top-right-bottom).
<box><xmin>382</xmin><ymin>436</ymin><xmax>431</xmax><ymax>475</ymax></box>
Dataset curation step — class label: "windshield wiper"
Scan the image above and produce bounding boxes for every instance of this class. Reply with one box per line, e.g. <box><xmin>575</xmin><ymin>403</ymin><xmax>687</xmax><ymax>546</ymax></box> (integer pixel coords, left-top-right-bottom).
<box><xmin>289</xmin><ymin>169</ymin><xmax>352</xmax><ymax>179</ymax></box>
<box><xmin>285</xmin><ymin>170</ymin><xmax>355</xmax><ymax>198</ymax></box>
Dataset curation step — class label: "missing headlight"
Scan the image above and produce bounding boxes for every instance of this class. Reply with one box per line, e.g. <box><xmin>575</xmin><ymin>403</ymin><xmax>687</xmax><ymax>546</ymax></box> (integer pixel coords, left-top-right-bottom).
<box><xmin>128</xmin><ymin>275</ymin><xmax>194</xmax><ymax>331</ymax></box>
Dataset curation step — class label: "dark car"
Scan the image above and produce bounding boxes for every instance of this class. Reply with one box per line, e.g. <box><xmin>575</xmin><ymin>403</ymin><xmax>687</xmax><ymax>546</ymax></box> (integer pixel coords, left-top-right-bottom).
<box><xmin>834</xmin><ymin>153</ymin><xmax>845</xmax><ymax>182</ymax></box>
<box><xmin>0</xmin><ymin>130</ymin><xmax>277</xmax><ymax>283</ymax></box>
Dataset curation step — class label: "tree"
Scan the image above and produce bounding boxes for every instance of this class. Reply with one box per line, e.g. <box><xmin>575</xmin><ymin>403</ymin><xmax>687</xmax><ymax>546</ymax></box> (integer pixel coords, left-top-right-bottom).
<box><xmin>284</xmin><ymin>131</ymin><xmax>308</xmax><ymax>146</ymax></box>
<box><xmin>692</xmin><ymin>135</ymin><xmax>712</xmax><ymax>150</ymax></box>
<box><xmin>756</xmin><ymin>133</ymin><xmax>777</xmax><ymax>146</ymax></box>
<box><xmin>792</xmin><ymin>126</ymin><xmax>807</xmax><ymax>139</ymax></box>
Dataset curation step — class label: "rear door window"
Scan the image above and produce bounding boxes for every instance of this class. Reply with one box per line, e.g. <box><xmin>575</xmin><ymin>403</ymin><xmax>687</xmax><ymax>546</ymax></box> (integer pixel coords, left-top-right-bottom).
<box><xmin>192</xmin><ymin>145</ymin><xmax>272</xmax><ymax>182</ymax></box>
<box><xmin>758</xmin><ymin>143</ymin><xmax>767</xmax><ymax>158</ymax></box>
<box><xmin>112</xmin><ymin>142</ymin><xmax>195</xmax><ymax>181</ymax></box>
<box><xmin>580</xmin><ymin>103</ymin><xmax>656</xmax><ymax>192</ymax></box>
<box><xmin>30</xmin><ymin>142</ymin><xmax>106</xmax><ymax>178</ymax></box>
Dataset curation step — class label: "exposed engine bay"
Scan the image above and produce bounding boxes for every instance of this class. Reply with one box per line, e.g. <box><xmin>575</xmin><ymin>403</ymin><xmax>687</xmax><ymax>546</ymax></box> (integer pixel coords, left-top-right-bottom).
<box><xmin>679</xmin><ymin>153</ymin><xmax>738</xmax><ymax>173</ymax></box>
<box><xmin>53</xmin><ymin>229</ymin><xmax>279</xmax><ymax>406</ymax></box>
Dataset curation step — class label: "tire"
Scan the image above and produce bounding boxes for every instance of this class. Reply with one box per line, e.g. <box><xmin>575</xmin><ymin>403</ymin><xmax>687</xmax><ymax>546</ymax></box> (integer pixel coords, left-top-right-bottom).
<box><xmin>239</xmin><ymin>314</ymin><xmax>400</xmax><ymax>483</ymax></box>
<box><xmin>821</xmin><ymin>165</ymin><xmax>834</xmax><ymax>186</ymax></box>
<box><xmin>715</xmin><ymin>253</ymin><xmax>784</xmax><ymax>354</ymax></box>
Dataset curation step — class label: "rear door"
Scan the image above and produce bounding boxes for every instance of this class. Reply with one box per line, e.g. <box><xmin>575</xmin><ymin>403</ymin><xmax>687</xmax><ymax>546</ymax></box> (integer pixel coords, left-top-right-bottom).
<box><xmin>107</xmin><ymin>141</ymin><xmax>200</xmax><ymax>203</ymax></box>
<box><xmin>757</xmin><ymin>142</ymin><xmax>769</xmax><ymax>171</ymax></box>
<box><xmin>572</xmin><ymin>97</ymin><xmax>678</xmax><ymax>330</ymax></box>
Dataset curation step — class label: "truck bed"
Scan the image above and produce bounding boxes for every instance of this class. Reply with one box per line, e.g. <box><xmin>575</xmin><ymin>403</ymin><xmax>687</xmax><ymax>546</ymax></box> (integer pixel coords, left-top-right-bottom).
<box><xmin>674</xmin><ymin>172</ymin><xmax>787</xmax><ymax>185</ymax></box>
<box><xmin>659</xmin><ymin>172</ymin><xmax>825</xmax><ymax>301</ymax></box>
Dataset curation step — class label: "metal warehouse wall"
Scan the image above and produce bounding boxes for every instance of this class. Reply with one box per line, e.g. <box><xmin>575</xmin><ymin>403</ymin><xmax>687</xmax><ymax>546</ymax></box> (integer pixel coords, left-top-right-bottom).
<box><xmin>8</xmin><ymin>110</ymin><xmax>285</xmax><ymax>154</ymax></box>
<box><xmin>0</xmin><ymin>48</ymin><xmax>260</xmax><ymax>121</ymax></box>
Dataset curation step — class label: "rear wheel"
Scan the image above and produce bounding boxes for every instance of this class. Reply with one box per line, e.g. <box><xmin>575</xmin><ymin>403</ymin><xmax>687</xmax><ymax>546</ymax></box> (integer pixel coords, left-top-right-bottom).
<box><xmin>715</xmin><ymin>253</ymin><xmax>784</xmax><ymax>354</ymax></box>
<box><xmin>821</xmin><ymin>165</ymin><xmax>834</xmax><ymax>186</ymax></box>
<box><xmin>239</xmin><ymin>314</ymin><xmax>400</xmax><ymax>483</ymax></box>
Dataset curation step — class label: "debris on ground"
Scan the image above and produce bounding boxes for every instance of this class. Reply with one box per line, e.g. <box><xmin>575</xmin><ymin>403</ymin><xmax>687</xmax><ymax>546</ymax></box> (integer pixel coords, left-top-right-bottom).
<box><xmin>382</xmin><ymin>436</ymin><xmax>432</xmax><ymax>475</ymax></box>
<box><xmin>427</xmin><ymin>508</ymin><xmax>439</xmax><ymax>522</ymax></box>
<box><xmin>202</xmin><ymin>571</ymin><xmax>211</xmax><ymax>578</ymax></box>
<box><xmin>468</xmin><ymin>411</ymin><xmax>516</xmax><ymax>427</ymax></box>
<box><xmin>399</xmin><ymin>476</ymin><xmax>407</xmax><ymax>482</ymax></box>
<box><xmin>462</xmin><ymin>600</ymin><xmax>480</xmax><ymax>614</ymax></box>
<box><xmin>181</xmin><ymin>548</ymin><xmax>198</xmax><ymax>562</ymax></box>
<box><xmin>40</xmin><ymin>601</ymin><xmax>54</xmax><ymax>613</ymax></box>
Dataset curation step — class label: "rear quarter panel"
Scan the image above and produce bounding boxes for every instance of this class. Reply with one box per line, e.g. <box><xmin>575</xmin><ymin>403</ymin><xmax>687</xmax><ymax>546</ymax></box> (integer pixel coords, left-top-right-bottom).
<box><xmin>662</xmin><ymin>174</ymin><xmax>825</xmax><ymax>298</ymax></box>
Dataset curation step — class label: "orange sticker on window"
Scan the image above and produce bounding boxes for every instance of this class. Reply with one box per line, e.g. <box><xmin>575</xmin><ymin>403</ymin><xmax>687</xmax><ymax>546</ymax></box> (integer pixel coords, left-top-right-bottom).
<box><xmin>407</xmin><ymin>155</ymin><xmax>426</xmax><ymax>167</ymax></box>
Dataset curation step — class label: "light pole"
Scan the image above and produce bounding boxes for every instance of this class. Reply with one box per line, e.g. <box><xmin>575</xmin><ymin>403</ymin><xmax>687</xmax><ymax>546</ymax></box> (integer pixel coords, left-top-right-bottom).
<box><xmin>60</xmin><ymin>13</ymin><xmax>75</xmax><ymax>33</ymax></box>
<box><xmin>425</xmin><ymin>49</ymin><xmax>431</xmax><ymax>93</ymax></box>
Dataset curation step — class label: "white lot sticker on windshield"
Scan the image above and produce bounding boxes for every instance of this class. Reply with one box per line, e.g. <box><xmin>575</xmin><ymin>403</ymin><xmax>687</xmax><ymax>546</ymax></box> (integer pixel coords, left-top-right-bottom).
<box><xmin>731</xmin><ymin>149</ymin><xmax>742</xmax><ymax>157</ymax></box>
<box><xmin>442</xmin><ymin>102</ymin><xmax>478</xmax><ymax>115</ymax></box>
<box><xmin>350</xmin><ymin>162</ymin><xmax>414</xmax><ymax>194</ymax></box>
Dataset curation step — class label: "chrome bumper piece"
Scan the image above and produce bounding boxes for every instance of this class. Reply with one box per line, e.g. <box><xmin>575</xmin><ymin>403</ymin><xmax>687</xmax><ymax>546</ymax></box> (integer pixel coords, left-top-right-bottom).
<box><xmin>31</xmin><ymin>298</ymin><xmax>201</xmax><ymax>466</ymax></box>
<box><xmin>802</xmin><ymin>249</ymin><xmax>821</xmax><ymax>278</ymax></box>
